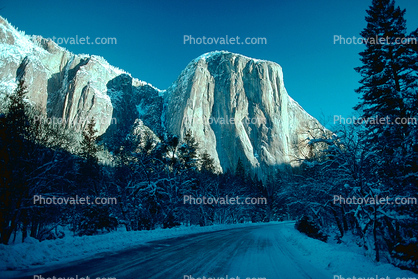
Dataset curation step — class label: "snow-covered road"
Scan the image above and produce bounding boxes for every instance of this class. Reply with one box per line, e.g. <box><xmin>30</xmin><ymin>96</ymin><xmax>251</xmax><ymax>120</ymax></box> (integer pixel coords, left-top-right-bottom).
<box><xmin>10</xmin><ymin>223</ymin><xmax>331</xmax><ymax>279</ymax></box>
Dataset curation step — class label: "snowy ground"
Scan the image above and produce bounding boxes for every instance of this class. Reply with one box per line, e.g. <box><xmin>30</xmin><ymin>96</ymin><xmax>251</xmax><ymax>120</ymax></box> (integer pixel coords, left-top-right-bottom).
<box><xmin>278</xmin><ymin>222</ymin><xmax>417</xmax><ymax>279</ymax></box>
<box><xmin>0</xmin><ymin>222</ymin><xmax>265</xmax><ymax>276</ymax></box>
<box><xmin>1</xmin><ymin>222</ymin><xmax>417</xmax><ymax>279</ymax></box>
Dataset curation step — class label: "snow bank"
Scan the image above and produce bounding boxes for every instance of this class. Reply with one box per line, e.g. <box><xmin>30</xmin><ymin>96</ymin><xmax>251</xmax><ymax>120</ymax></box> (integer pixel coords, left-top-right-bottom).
<box><xmin>0</xmin><ymin>223</ymin><xmax>262</xmax><ymax>273</ymax></box>
<box><xmin>279</xmin><ymin>222</ymin><xmax>417</xmax><ymax>279</ymax></box>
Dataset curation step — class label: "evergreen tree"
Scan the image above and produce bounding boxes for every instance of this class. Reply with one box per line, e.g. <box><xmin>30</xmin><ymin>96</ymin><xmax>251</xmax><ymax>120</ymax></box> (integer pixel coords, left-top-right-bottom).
<box><xmin>235</xmin><ymin>157</ymin><xmax>246</xmax><ymax>182</ymax></box>
<box><xmin>404</xmin><ymin>28</ymin><xmax>418</xmax><ymax>188</ymax></box>
<box><xmin>178</xmin><ymin>129</ymin><xmax>199</xmax><ymax>170</ymax></box>
<box><xmin>355</xmin><ymin>0</ymin><xmax>410</xmax><ymax>116</ymax></box>
<box><xmin>354</xmin><ymin>0</ymin><xmax>416</xmax><ymax>192</ymax></box>
<box><xmin>81</xmin><ymin>118</ymin><xmax>99</xmax><ymax>162</ymax></box>
<box><xmin>354</xmin><ymin>0</ymin><xmax>418</xmax><ymax>262</ymax></box>
<box><xmin>79</xmin><ymin>118</ymin><xmax>101</xmax><ymax>195</ymax></box>
<box><xmin>200</xmin><ymin>151</ymin><xmax>216</xmax><ymax>173</ymax></box>
<box><xmin>0</xmin><ymin>80</ymin><xmax>32</xmax><ymax>244</ymax></box>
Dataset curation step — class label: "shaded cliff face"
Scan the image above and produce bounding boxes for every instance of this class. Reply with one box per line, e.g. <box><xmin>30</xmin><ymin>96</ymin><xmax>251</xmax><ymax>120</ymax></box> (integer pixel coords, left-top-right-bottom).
<box><xmin>0</xmin><ymin>16</ymin><xmax>163</xmax><ymax>137</ymax></box>
<box><xmin>0</xmin><ymin>16</ymin><xmax>326</xmax><ymax>178</ymax></box>
<box><xmin>165</xmin><ymin>51</ymin><xmax>325</xmax><ymax>176</ymax></box>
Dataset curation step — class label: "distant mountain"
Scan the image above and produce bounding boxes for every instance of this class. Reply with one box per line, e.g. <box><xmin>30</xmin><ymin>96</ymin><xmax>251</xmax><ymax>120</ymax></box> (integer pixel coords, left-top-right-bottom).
<box><xmin>0</xmin><ymin>16</ymin><xmax>327</xmax><ymax>179</ymax></box>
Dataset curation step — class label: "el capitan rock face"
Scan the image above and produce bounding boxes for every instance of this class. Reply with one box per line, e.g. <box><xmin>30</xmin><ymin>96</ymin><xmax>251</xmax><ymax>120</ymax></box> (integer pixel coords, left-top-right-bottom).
<box><xmin>165</xmin><ymin>51</ymin><xmax>325</xmax><ymax>176</ymax></box>
<box><xmin>0</xmin><ymin>16</ymin><xmax>326</xmax><ymax>179</ymax></box>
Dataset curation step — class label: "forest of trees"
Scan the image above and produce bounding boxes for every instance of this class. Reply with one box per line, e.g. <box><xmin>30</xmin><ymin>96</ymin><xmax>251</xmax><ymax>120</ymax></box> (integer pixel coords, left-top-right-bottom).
<box><xmin>0</xmin><ymin>0</ymin><xmax>417</xmax><ymax>273</ymax></box>
<box><xmin>0</xmin><ymin>79</ymin><xmax>275</xmax><ymax>246</ymax></box>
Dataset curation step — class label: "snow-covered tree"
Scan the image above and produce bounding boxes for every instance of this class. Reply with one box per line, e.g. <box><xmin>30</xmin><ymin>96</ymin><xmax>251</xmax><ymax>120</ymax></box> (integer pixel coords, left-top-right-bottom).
<box><xmin>354</xmin><ymin>0</ymin><xmax>418</xmax><ymax>263</ymax></box>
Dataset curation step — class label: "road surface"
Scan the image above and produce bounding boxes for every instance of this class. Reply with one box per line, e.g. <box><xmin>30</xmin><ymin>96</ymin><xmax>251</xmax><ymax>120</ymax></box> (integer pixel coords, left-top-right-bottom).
<box><xmin>10</xmin><ymin>223</ymin><xmax>331</xmax><ymax>279</ymax></box>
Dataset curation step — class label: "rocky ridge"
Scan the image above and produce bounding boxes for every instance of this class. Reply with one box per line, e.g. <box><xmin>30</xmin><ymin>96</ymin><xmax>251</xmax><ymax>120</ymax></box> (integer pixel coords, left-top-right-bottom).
<box><xmin>0</xmin><ymin>16</ymin><xmax>327</xmax><ymax>178</ymax></box>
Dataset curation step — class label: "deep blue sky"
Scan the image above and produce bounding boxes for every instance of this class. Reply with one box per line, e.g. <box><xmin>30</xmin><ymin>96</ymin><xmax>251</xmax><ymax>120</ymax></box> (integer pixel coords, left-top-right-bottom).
<box><xmin>1</xmin><ymin>0</ymin><xmax>417</xmax><ymax>125</ymax></box>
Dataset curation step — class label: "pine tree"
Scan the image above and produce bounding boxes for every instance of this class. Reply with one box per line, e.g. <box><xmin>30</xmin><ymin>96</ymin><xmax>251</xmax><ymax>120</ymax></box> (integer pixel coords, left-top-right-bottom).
<box><xmin>235</xmin><ymin>157</ymin><xmax>246</xmax><ymax>185</ymax></box>
<box><xmin>200</xmin><ymin>151</ymin><xmax>216</xmax><ymax>173</ymax></box>
<box><xmin>81</xmin><ymin>118</ymin><xmax>98</xmax><ymax>161</ymax></box>
<box><xmin>354</xmin><ymin>0</ymin><xmax>416</xmax><ymax>191</ymax></box>
<box><xmin>178</xmin><ymin>129</ymin><xmax>199</xmax><ymax>170</ymax></box>
<box><xmin>0</xmin><ymin>80</ymin><xmax>32</xmax><ymax>244</ymax></box>
<box><xmin>354</xmin><ymin>0</ymin><xmax>418</xmax><ymax>262</ymax></box>
<box><xmin>403</xmin><ymin>28</ymin><xmax>418</xmax><ymax>200</ymax></box>
<box><xmin>79</xmin><ymin>118</ymin><xmax>101</xmax><ymax>195</ymax></box>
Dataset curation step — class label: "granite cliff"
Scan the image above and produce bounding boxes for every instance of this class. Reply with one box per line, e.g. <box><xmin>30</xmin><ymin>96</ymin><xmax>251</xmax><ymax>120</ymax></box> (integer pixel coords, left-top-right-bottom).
<box><xmin>0</xmin><ymin>16</ymin><xmax>327</xmax><ymax>178</ymax></box>
<box><xmin>0</xmin><ymin>16</ymin><xmax>163</xmax><ymax>138</ymax></box>
<box><xmin>165</xmin><ymin>52</ymin><xmax>326</xmax><ymax>176</ymax></box>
